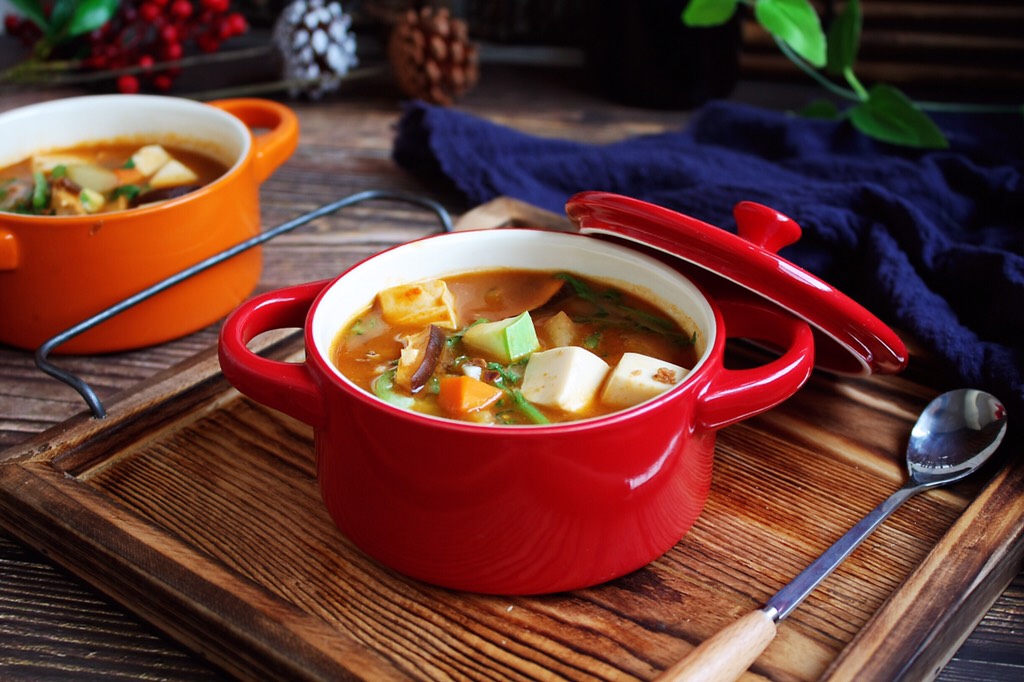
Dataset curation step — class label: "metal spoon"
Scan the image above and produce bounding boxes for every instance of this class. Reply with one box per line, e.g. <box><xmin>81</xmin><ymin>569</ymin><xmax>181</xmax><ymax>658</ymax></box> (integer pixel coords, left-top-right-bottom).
<box><xmin>659</xmin><ymin>388</ymin><xmax>1008</xmax><ymax>682</ymax></box>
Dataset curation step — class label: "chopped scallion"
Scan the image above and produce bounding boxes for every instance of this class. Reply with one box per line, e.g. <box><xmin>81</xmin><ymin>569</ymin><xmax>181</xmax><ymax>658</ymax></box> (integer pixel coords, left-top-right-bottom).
<box><xmin>511</xmin><ymin>390</ymin><xmax>549</xmax><ymax>425</ymax></box>
<box><xmin>371</xmin><ymin>369</ymin><xmax>414</xmax><ymax>408</ymax></box>
<box><xmin>112</xmin><ymin>184</ymin><xmax>143</xmax><ymax>201</ymax></box>
<box><xmin>31</xmin><ymin>171</ymin><xmax>48</xmax><ymax>210</ymax></box>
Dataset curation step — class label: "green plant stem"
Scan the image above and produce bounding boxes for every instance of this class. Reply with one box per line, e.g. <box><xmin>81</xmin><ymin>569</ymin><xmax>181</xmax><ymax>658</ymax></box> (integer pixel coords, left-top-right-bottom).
<box><xmin>913</xmin><ymin>100</ymin><xmax>1024</xmax><ymax>115</ymax></box>
<box><xmin>842</xmin><ymin>66</ymin><xmax>869</xmax><ymax>101</ymax></box>
<box><xmin>775</xmin><ymin>38</ymin><xmax>1021</xmax><ymax>116</ymax></box>
<box><xmin>775</xmin><ymin>37</ymin><xmax>859</xmax><ymax>102</ymax></box>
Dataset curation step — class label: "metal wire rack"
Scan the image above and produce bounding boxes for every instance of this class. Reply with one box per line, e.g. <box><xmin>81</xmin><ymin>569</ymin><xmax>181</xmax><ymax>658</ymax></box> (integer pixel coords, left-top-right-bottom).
<box><xmin>34</xmin><ymin>189</ymin><xmax>454</xmax><ymax>419</ymax></box>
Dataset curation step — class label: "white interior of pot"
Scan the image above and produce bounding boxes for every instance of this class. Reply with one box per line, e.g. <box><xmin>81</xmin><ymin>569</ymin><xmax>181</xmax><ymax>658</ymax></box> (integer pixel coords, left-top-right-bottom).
<box><xmin>0</xmin><ymin>95</ymin><xmax>247</xmax><ymax>171</ymax></box>
<box><xmin>312</xmin><ymin>229</ymin><xmax>717</xmax><ymax>412</ymax></box>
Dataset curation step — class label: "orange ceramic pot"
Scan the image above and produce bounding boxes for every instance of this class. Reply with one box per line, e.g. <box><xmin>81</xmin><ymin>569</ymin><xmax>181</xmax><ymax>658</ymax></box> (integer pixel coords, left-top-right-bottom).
<box><xmin>0</xmin><ymin>95</ymin><xmax>298</xmax><ymax>354</ymax></box>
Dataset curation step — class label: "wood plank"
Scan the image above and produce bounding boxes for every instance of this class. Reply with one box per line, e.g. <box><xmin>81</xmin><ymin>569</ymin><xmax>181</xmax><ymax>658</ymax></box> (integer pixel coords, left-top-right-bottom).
<box><xmin>0</xmin><ymin>200</ymin><xmax>1020</xmax><ymax>680</ymax></box>
<box><xmin>825</xmin><ymin>458</ymin><xmax>1024</xmax><ymax>679</ymax></box>
<box><xmin>0</xmin><ymin>58</ymin><xmax>1019</xmax><ymax>681</ymax></box>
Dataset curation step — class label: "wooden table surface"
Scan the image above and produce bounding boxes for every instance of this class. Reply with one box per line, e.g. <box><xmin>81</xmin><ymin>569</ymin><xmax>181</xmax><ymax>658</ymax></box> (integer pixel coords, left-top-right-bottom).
<box><xmin>0</xmin><ymin>58</ymin><xmax>1021</xmax><ymax>680</ymax></box>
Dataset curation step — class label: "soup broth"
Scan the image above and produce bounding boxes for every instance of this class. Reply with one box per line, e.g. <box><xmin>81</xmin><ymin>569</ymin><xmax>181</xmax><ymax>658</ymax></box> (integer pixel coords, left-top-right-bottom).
<box><xmin>0</xmin><ymin>141</ymin><xmax>228</xmax><ymax>216</ymax></box>
<box><xmin>332</xmin><ymin>269</ymin><xmax>699</xmax><ymax>425</ymax></box>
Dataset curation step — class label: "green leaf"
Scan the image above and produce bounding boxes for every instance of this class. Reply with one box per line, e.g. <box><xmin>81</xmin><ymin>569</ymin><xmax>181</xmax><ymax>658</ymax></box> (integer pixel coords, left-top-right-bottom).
<box><xmin>682</xmin><ymin>0</ymin><xmax>739</xmax><ymax>27</ymax></box>
<box><xmin>755</xmin><ymin>0</ymin><xmax>827</xmax><ymax>68</ymax></box>
<box><xmin>826</xmin><ymin>0</ymin><xmax>861</xmax><ymax>76</ymax></box>
<box><xmin>7</xmin><ymin>0</ymin><xmax>48</xmax><ymax>29</ymax></box>
<box><xmin>849</xmin><ymin>84</ymin><xmax>949</xmax><ymax>149</ymax></box>
<box><xmin>64</xmin><ymin>0</ymin><xmax>120</xmax><ymax>38</ymax></box>
<box><xmin>798</xmin><ymin>99</ymin><xmax>841</xmax><ymax>119</ymax></box>
<box><xmin>46</xmin><ymin>0</ymin><xmax>76</xmax><ymax>38</ymax></box>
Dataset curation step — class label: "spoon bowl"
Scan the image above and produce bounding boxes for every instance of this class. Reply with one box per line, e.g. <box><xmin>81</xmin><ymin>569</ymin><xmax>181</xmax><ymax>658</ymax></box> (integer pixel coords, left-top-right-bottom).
<box><xmin>908</xmin><ymin>389</ymin><xmax>1007</xmax><ymax>486</ymax></box>
<box><xmin>659</xmin><ymin>389</ymin><xmax>1008</xmax><ymax>682</ymax></box>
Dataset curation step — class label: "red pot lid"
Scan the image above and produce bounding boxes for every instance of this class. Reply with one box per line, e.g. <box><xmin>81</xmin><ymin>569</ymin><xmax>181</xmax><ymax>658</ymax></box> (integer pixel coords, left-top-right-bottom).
<box><xmin>565</xmin><ymin>191</ymin><xmax>908</xmax><ymax>376</ymax></box>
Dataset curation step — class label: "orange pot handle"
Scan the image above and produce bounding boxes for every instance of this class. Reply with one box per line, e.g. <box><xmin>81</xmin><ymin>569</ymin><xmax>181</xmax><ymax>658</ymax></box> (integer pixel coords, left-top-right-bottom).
<box><xmin>0</xmin><ymin>227</ymin><xmax>17</xmax><ymax>270</ymax></box>
<box><xmin>209</xmin><ymin>98</ymin><xmax>300</xmax><ymax>183</ymax></box>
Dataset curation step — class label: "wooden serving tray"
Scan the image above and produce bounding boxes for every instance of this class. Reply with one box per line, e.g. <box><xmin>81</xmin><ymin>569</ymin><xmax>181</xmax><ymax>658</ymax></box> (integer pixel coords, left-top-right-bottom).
<box><xmin>1</xmin><ymin>200</ymin><xmax>1022</xmax><ymax>681</ymax></box>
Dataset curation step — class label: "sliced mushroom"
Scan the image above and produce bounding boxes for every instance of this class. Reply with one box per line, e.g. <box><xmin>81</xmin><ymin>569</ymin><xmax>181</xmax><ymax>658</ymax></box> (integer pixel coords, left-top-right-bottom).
<box><xmin>477</xmin><ymin>276</ymin><xmax>568</xmax><ymax>321</ymax></box>
<box><xmin>395</xmin><ymin>325</ymin><xmax>446</xmax><ymax>392</ymax></box>
<box><xmin>0</xmin><ymin>180</ymin><xmax>32</xmax><ymax>211</ymax></box>
<box><xmin>131</xmin><ymin>184</ymin><xmax>201</xmax><ymax>207</ymax></box>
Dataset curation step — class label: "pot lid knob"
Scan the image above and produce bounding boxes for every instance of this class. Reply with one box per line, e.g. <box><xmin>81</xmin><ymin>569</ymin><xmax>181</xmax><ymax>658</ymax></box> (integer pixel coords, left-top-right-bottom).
<box><xmin>734</xmin><ymin>201</ymin><xmax>801</xmax><ymax>253</ymax></box>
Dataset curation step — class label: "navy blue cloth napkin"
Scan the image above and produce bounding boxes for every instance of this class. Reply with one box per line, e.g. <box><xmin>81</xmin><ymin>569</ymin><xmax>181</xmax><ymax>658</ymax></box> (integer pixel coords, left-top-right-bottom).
<box><xmin>393</xmin><ymin>99</ymin><xmax>1024</xmax><ymax>422</ymax></box>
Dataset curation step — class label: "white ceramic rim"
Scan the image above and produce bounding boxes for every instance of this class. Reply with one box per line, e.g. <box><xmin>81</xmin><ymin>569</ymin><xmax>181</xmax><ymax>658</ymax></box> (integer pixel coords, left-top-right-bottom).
<box><xmin>310</xmin><ymin>229</ymin><xmax>718</xmax><ymax>423</ymax></box>
<box><xmin>0</xmin><ymin>94</ymin><xmax>249</xmax><ymax>194</ymax></box>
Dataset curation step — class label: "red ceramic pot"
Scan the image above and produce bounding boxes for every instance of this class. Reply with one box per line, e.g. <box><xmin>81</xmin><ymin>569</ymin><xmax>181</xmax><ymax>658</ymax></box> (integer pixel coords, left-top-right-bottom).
<box><xmin>219</xmin><ymin>227</ymin><xmax>815</xmax><ymax>594</ymax></box>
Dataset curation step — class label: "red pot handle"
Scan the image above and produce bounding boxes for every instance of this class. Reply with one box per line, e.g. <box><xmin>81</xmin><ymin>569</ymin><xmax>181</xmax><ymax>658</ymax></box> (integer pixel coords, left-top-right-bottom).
<box><xmin>218</xmin><ymin>280</ymin><xmax>330</xmax><ymax>427</ymax></box>
<box><xmin>697</xmin><ymin>298</ymin><xmax>815</xmax><ymax>431</ymax></box>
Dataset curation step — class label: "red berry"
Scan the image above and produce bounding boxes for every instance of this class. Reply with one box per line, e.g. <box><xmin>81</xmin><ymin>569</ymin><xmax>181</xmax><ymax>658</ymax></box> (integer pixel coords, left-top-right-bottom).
<box><xmin>203</xmin><ymin>0</ymin><xmax>230</xmax><ymax>12</ymax></box>
<box><xmin>117</xmin><ymin>75</ymin><xmax>140</xmax><ymax>94</ymax></box>
<box><xmin>160</xmin><ymin>24</ymin><xmax>178</xmax><ymax>43</ymax></box>
<box><xmin>161</xmin><ymin>42</ymin><xmax>183</xmax><ymax>60</ymax></box>
<box><xmin>170</xmin><ymin>1</ymin><xmax>192</xmax><ymax>19</ymax></box>
<box><xmin>197</xmin><ymin>32</ymin><xmax>220</xmax><ymax>53</ymax></box>
<box><xmin>139</xmin><ymin>3</ymin><xmax>160</xmax><ymax>22</ymax></box>
<box><xmin>138</xmin><ymin>54</ymin><xmax>155</xmax><ymax>69</ymax></box>
<box><xmin>153</xmin><ymin>74</ymin><xmax>174</xmax><ymax>91</ymax></box>
<box><xmin>150</xmin><ymin>0</ymin><xmax>170</xmax><ymax>6</ymax></box>
<box><xmin>4</xmin><ymin>15</ymin><xmax>21</xmax><ymax>33</ymax></box>
<box><xmin>226</xmin><ymin>13</ymin><xmax>247</xmax><ymax>36</ymax></box>
<box><xmin>216</xmin><ymin>17</ymin><xmax>232</xmax><ymax>39</ymax></box>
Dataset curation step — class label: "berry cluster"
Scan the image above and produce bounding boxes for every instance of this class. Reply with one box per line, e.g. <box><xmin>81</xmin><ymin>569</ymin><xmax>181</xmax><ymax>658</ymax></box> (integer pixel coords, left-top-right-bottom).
<box><xmin>5</xmin><ymin>1</ymin><xmax>249</xmax><ymax>94</ymax></box>
<box><xmin>3</xmin><ymin>14</ymin><xmax>42</xmax><ymax>47</ymax></box>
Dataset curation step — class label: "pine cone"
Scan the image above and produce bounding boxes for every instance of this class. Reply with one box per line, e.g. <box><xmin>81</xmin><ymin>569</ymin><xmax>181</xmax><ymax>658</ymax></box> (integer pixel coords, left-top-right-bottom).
<box><xmin>274</xmin><ymin>0</ymin><xmax>358</xmax><ymax>99</ymax></box>
<box><xmin>387</xmin><ymin>6</ymin><xmax>479</xmax><ymax>106</ymax></box>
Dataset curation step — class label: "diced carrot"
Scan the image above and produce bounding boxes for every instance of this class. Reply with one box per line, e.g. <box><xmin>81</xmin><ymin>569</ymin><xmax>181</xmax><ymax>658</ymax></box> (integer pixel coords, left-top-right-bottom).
<box><xmin>437</xmin><ymin>375</ymin><xmax>503</xmax><ymax>416</ymax></box>
<box><xmin>113</xmin><ymin>167</ymin><xmax>145</xmax><ymax>185</ymax></box>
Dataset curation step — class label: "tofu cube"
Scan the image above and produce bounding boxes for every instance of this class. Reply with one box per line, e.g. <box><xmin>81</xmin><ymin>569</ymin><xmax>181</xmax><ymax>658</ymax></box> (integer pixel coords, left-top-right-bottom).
<box><xmin>31</xmin><ymin>153</ymin><xmax>89</xmax><ymax>174</ymax></box>
<box><xmin>79</xmin><ymin>188</ymin><xmax>106</xmax><ymax>214</ymax></box>
<box><xmin>130</xmin><ymin>144</ymin><xmax>172</xmax><ymax>176</ymax></box>
<box><xmin>521</xmin><ymin>347</ymin><xmax>609</xmax><ymax>414</ymax></box>
<box><xmin>600</xmin><ymin>352</ymin><xmax>687</xmax><ymax>409</ymax></box>
<box><xmin>540</xmin><ymin>311</ymin><xmax>579</xmax><ymax>347</ymax></box>
<box><xmin>149</xmin><ymin>158</ymin><xmax>199</xmax><ymax>188</ymax></box>
<box><xmin>377</xmin><ymin>280</ymin><xmax>457</xmax><ymax>329</ymax></box>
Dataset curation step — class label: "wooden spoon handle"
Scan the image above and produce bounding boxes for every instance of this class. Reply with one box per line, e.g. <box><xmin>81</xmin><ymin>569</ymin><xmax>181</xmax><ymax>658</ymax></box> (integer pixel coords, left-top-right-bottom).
<box><xmin>657</xmin><ymin>608</ymin><xmax>777</xmax><ymax>682</ymax></box>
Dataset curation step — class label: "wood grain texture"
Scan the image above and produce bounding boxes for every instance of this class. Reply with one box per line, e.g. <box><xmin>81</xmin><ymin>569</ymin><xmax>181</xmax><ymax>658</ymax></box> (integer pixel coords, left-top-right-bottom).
<box><xmin>739</xmin><ymin>1</ymin><xmax>1024</xmax><ymax>96</ymax></box>
<box><xmin>657</xmin><ymin>609</ymin><xmax>777</xmax><ymax>682</ymax></box>
<box><xmin>0</xmin><ymin>58</ymin><xmax>1021</xmax><ymax>681</ymax></box>
<box><xmin>1</xmin><ymin>265</ymin><xmax>1021</xmax><ymax>682</ymax></box>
